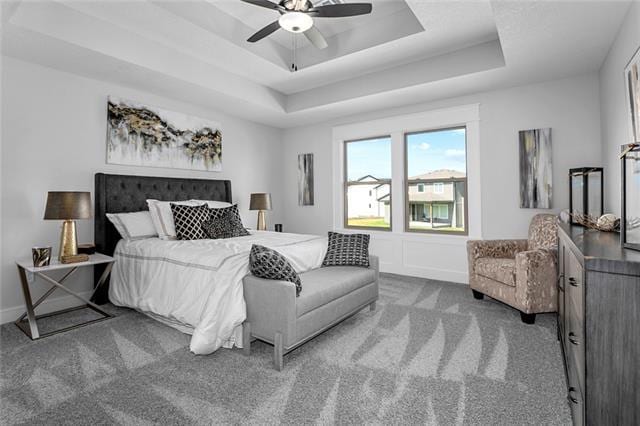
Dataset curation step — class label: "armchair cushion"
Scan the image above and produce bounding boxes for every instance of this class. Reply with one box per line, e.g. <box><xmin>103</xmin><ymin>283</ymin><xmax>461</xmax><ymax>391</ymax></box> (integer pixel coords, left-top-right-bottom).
<box><xmin>467</xmin><ymin>239</ymin><xmax>528</xmax><ymax>261</ymax></box>
<box><xmin>475</xmin><ymin>258</ymin><xmax>516</xmax><ymax>287</ymax></box>
<box><xmin>515</xmin><ymin>249</ymin><xmax>558</xmax><ymax>313</ymax></box>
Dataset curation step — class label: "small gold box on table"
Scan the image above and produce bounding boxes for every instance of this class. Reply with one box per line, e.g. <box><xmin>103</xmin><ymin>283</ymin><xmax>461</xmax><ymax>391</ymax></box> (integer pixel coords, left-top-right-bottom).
<box><xmin>60</xmin><ymin>254</ymin><xmax>90</xmax><ymax>264</ymax></box>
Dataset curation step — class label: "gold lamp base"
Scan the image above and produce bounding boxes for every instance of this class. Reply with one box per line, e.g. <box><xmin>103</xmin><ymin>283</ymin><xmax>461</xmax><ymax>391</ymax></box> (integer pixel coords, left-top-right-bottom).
<box><xmin>58</xmin><ymin>220</ymin><xmax>78</xmax><ymax>261</ymax></box>
<box><xmin>257</xmin><ymin>210</ymin><xmax>267</xmax><ymax>231</ymax></box>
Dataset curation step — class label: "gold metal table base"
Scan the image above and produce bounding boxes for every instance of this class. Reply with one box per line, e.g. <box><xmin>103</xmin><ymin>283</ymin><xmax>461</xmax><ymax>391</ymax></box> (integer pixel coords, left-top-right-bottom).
<box><xmin>15</xmin><ymin>262</ymin><xmax>114</xmax><ymax>340</ymax></box>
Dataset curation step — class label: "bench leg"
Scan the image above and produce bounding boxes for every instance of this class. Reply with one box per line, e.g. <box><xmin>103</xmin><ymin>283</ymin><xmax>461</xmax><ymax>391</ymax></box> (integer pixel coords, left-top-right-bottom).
<box><xmin>273</xmin><ymin>332</ymin><xmax>283</xmax><ymax>371</ymax></box>
<box><xmin>243</xmin><ymin>322</ymin><xmax>251</xmax><ymax>356</ymax></box>
<box><xmin>369</xmin><ymin>301</ymin><xmax>376</xmax><ymax>312</ymax></box>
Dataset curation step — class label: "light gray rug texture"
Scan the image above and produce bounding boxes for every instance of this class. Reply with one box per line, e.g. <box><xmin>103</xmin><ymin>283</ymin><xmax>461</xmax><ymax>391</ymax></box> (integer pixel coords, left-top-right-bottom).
<box><xmin>0</xmin><ymin>273</ymin><xmax>571</xmax><ymax>425</ymax></box>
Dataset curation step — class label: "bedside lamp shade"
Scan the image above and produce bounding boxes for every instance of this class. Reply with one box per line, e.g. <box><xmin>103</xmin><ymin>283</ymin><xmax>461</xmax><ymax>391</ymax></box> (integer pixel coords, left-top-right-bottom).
<box><xmin>44</xmin><ymin>191</ymin><xmax>92</xmax><ymax>260</ymax></box>
<box><xmin>44</xmin><ymin>192</ymin><xmax>92</xmax><ymax>220</ymax></box>
<box><xmin>249</xmin><ymin>193</ymin><xmax>271</xmax><ymax>231</ymax></box>
<box><xmin>249</xmin><ymin>193</ymin><xmax>272</xmax><ymax>211</ymax></box>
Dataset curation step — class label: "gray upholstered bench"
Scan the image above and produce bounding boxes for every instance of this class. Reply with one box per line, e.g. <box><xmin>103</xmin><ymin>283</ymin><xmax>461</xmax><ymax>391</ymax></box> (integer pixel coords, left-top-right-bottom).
<box><xmin>242</xmin><ymin>255</ymin><xmax>379</xmax><ymax>370</ymax></box>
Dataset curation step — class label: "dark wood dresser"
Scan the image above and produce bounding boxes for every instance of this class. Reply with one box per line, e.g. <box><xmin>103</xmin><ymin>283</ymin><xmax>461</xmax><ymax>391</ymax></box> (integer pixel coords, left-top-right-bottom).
<box><xmin>557</xmin><ymin>223</ymin><xmax>640</xmax><ymax>425</ymax></box>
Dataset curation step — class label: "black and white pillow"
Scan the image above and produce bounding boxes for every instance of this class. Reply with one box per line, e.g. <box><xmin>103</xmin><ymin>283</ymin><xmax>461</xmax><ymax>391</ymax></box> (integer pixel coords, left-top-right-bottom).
<box><xmin>170</xmin><ymin>203</ymin><xmax>210</xmax><ymax>240</ymax></box>
<box><xmin>203</xmin><ymin>204</ymin><xmax>249</xmax><ymax>239</ymax></box>
<box><xmin>322</xmin><ymin>231</ymin><xmax>370</xmax><ymax>267</ymax></box>
<box><xmin>249</xmin><ymin>245</ymin><xmax>302</xmax><ymax>296</ymax></box>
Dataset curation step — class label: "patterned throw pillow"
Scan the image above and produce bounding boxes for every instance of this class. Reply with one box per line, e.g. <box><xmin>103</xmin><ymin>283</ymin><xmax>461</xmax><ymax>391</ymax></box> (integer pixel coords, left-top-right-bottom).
<box><xmin>322</xmin><ymin>231</ymin><xmax>370</xmax><ymax>267</ymax></box>
<box><xmin>203</xmin><ymin>204</ymin><xmax>249</xmax><ymax>239</ymax></box>
<box><xmin>249</xmin><ymin>245</ymin><xmax>302</xmax><ymax>296</ymax></box>
<box><xmin>170</xmin><ymin>203</ymin><xmax>210</xmax><ymax>240</ymax></box>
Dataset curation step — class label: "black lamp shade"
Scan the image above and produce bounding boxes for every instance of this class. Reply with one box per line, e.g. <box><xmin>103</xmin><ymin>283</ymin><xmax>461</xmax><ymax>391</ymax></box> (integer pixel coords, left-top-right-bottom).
<box><xmin>249</xmin><ymin>193</ymin><xmax>272</xmax><ymax>211</ymax></box>
<box><xmin>44</xmin><ymin>192</ymin><xmax>93</xmax><ymax>220</ymax></box>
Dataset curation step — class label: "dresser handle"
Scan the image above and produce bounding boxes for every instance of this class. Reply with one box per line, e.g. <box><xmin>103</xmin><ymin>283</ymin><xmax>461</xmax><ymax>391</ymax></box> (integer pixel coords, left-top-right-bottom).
<box><xmin>567</xmin><ymin>387</ymin><xmax>579</xmax><ymax>404</ymax></box>
<box><xmin>568</xmin><ymin>332</ymin><xmax>579</xmax><ymax>345</ymax></box>
<box><xmin>568</xmin><ymin>277</ymin><xmax>578</xmax><ymax>287</ymax></box>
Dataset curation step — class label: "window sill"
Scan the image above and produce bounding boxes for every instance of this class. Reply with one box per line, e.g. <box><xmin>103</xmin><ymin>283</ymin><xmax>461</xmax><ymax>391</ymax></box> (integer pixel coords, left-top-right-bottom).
<box><xmin>334</xmin><ymin>228</ymin><xmax>472</xmax><ymax>244</ymax></box>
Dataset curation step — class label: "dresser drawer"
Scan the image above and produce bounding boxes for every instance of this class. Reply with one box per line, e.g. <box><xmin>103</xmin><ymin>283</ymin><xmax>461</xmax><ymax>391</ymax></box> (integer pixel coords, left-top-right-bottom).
<box><xmin>566</xmin><ymin>310</ymin><xmax>585</xmax><ymax>394</ymax></box>
<box><xmin>567</xmin><ymin>359</ymin><xmax>585</xmax><ymax>426</ymax></box>
<box><xmin>566</xmin><ymin>254</ymin><xmax>584</xmax><ymax>326</ymax></box>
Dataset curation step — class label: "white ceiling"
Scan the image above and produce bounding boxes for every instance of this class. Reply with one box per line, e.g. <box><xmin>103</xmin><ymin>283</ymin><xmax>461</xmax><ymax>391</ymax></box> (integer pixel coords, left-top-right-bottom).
<box><xmin>0</xmin><ymin>0</ymin><xmax>631</xmax><ymax>128</ymax></box>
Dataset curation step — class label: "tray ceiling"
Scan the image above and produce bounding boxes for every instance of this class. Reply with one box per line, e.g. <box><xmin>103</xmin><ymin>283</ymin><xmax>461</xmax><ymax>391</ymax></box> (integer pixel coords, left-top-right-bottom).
<box><xmin>0</xmin><ymin>0</ymin><xmax>631</xmax><ymax>128</ymax></box>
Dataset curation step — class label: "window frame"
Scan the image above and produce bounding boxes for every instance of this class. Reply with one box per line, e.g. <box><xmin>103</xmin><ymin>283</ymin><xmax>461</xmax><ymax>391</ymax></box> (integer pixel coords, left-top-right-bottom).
<box><xmin>343</xmin><ymin>136</ymin><xmax>393</xmax><ymax>231</ymax></box>
<box><xmin>404</xmin><ymin>126</ymin><xmax>469</xmax><ymax>236</ymax></box>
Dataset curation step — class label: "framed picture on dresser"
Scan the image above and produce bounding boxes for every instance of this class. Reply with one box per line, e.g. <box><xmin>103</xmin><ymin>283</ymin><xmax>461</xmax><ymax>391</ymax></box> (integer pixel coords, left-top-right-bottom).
<box><xmin>625</xmin><ymin>46</ymin><xmax>640</xmax><ymax>143</ymax></box>
<box><xmin>621</xmin><ymin>143</ymin><xmax>640</xmax><ymax>251</ymax></box>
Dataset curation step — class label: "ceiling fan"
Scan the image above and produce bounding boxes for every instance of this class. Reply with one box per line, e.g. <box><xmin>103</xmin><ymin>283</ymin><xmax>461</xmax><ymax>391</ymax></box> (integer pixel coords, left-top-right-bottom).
<box><xmin>241</xmin><ymin>0</ymin><xmax>373</xmax><ymax>50</ymax></box>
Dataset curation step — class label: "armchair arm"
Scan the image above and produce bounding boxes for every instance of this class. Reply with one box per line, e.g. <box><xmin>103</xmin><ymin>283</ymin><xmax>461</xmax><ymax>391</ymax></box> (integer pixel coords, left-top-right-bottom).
<box><xmin>467</xmin><ymin>239</ymin><xmax>528</xmax><ymax>275</ymax></box>
<box><xmin>243</xmin><ymin>276</ymin><xmax>297</xmax><ymax>346</ymax></box>
<box><xmin>514</xmin><ymin>249</ymin><xmax>558</xmax><ymax>313</ymax></box>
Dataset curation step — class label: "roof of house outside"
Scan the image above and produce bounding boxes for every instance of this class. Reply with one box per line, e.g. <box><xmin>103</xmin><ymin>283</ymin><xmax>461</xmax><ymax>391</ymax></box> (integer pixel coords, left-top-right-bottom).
<box><xmin>409</xmin><ymin>169</ymin><xmax>465</xmax><ymax>180</ymax></box>
<box><xmin>356</xmin><ymin>174</ymin><xmax>380</xmax><ymax>182</ymax></box>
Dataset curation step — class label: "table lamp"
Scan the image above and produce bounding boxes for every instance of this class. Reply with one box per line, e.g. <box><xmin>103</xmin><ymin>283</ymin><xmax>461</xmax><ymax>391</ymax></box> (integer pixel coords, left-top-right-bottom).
<box><xmin>44</xmin><ymin>192</ymin><xmax>92</xmax><ymax>260</ymax></box>
<box><xmin>249</xmin><ymin>193</ymin><xmax>272</xmax><ymax>231</ymax></box>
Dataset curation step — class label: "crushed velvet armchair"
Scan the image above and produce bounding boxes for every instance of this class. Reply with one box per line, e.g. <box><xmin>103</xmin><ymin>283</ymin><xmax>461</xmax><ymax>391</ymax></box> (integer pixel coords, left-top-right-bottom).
<box><xmin>466</xmin><ymin>214</ymin><xmax>558</xmax><ymax>324</ymax></box>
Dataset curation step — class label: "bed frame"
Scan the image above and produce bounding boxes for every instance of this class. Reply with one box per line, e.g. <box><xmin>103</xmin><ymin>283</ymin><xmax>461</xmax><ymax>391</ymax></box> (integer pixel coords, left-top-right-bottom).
<box><xmin>93</xmin><ymin>173</ymin><xmax>232</xmax><ymax>304</ymax></box>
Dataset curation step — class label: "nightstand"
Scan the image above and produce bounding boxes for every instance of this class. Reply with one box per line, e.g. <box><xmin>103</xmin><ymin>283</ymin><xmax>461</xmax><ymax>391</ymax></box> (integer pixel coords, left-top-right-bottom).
<box><xmin>14</xmin><ymin>253</ymin><xmax>115</xmax><ymax>340</ymax></box>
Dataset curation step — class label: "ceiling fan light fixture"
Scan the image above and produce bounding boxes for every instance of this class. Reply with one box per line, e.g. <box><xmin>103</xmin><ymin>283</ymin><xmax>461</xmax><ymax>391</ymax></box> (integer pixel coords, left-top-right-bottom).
<box><xmin>279</xmin><ymin>12</ymin><xmax>313</xmax><ymax>33</ymax></box>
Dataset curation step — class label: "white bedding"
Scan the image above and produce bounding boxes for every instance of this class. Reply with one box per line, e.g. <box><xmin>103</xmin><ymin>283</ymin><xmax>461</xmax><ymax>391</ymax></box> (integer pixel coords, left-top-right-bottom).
<box><xmin>109</xmin><ymin>231</ymin><xmax>327</xmax><ymax>354</ymax></box>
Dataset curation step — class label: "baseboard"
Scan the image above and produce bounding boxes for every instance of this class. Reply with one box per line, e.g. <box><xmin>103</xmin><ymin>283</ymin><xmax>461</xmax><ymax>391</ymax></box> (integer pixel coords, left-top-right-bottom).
<box><xmin>0</xmin><ymin>290</ymin><xmax>94</xmax><ymax>325</ymax></box>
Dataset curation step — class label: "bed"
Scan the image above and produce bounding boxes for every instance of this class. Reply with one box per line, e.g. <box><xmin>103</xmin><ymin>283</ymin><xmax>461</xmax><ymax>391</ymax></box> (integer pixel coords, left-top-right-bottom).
<box><xmin>93</xmin><ymin>173</ymin><xmax>327</xmax><ymax>354</ymax></box>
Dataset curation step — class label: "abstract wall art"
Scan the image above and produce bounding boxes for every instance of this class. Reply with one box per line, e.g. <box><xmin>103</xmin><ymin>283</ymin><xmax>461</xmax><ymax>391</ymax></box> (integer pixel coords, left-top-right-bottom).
<box><xmin>625</xmin><ymin>47</ymin><xmax>640</xmax><ymax>143</ymax></box>
<box><xmin>519</xmin><ymin>128</ymin><xmax>552</xmax><ymax>209</ymax></box>
<box><xmin>106</xmin><ymin>96</ymin><xmax>222</xmax><ymax>171</ymax></box>
<box><xmin>298</xmin><ymin>153</ymin><xmax>314</xmax><ymax>206</ymax></box>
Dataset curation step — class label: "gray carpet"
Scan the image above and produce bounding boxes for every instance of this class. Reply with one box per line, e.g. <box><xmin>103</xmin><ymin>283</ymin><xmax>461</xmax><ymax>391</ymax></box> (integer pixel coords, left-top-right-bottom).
<box><xmin>0</xmin><ymin>274</ymin><xmax>571</xmax><ymax>425</ymax></box>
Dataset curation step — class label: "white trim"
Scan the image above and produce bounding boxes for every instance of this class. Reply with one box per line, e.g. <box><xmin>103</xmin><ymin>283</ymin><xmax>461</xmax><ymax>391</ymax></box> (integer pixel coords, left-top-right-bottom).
<box><xmin>0</xmin><ymin>290</ymin><xmax>94</xmax><ymax>325</ymax></box>
<box><xmin>332</xmin><ymin>104</ymin><xmax>481</xmax><ymax>283</ymax></box>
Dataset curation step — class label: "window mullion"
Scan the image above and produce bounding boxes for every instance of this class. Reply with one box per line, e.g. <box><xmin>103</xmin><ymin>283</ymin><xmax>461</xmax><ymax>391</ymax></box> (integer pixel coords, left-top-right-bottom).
<box><xmin>390</xmin><ymin>131</ymin><xmax>405</xmax><ymax>233</ymax></box>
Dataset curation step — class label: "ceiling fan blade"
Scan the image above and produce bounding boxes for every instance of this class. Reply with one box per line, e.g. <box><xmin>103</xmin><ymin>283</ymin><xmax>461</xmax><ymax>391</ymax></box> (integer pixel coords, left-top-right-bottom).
<box><xmin>247</xmin><ymin>21</ymin><xmax>281</xmax><ymax>43</ymax></box>
<box><xmin>309</xmin><ymin>3</ymin><xmax>372</xmax><ymax>18</ymax></box>
<box><xmin>304</xmin><ymin>26</ymin><xmax>328</xmax><ymax>49</ymax></box>
<box><xmin>240</xmin><ymin>0</ymin><xmax>281</xmax><ymax>11</ymax></box>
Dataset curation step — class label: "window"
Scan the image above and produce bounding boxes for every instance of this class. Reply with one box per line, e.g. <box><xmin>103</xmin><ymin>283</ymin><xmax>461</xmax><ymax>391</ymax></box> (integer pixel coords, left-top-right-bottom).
<box><xmin>405</xmin><ymin>127</ymin><xmax>467</xmax><ymax>234</ymax></box>
<box><xmin>344</xmin><ymin>137</ymin><xmax>392</xmax><ymax>229</ymax></box>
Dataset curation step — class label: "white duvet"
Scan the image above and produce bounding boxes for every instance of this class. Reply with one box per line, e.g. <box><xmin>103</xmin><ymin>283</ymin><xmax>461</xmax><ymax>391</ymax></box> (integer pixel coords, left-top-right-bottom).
<box><xmin>109</xmin><ymin>231</ymin><xmax>327</xmax><ymax>354</ymax></box>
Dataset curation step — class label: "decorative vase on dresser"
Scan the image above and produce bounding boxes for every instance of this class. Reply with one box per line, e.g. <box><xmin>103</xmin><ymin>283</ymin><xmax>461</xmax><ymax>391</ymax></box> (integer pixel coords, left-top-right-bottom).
<box><xmin>557</xmin><ymin>223</ymin><xmax>640</xmax><ymax>425</ymax></box>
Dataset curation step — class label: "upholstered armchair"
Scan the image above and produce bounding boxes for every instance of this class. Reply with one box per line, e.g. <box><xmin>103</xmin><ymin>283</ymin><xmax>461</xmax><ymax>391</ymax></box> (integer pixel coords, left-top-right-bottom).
<box><xmin>466</xmin><ymin>214</ymin><xmax>558</xmax><ymax>324</ymax></box>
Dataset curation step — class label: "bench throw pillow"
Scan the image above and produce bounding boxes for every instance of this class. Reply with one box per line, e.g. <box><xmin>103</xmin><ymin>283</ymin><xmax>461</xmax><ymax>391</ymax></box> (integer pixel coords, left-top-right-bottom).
<box><xmin>202</xmin><ymin>204</ymin><xmax>250</xmax><ymax>239</ymax></box>
<box><xmin>170</xmin><ymin>203</ymin><xmax>210</xmax><ymax>240</ymax></box>
<box><xmin>322</xmin><ymin>231</ymin><xmax>370</xmax><ymax>267</ymax></box>
<box><xmin>249</xmin><ymin>245</ymin><xmax>302</xmax><ymax>296</ymax></box>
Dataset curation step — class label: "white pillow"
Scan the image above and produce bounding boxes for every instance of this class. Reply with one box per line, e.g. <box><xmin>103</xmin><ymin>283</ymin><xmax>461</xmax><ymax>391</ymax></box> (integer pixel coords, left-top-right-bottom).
<box><xmin>190</xmin><ymin>199</ymin><xmax>232</xmax><ymax>209</ymax></box>
<box><xmin>106</xmin><ymin>211</ymin><xmax>157</xmax><ymax>241</ymax></box>
<box><xmin>146</xmin><ymin>199</ymin><xmax>204</xmax><ymax>240</ymax></box>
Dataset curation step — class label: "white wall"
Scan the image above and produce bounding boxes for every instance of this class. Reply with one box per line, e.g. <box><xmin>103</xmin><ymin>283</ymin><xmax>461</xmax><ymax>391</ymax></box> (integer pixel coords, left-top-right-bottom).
<box><xmin>599</xmin><ymin>1</ymin><xmax>640</xmax><ymax>215</ymax></box>
<box><xmin>0</xmin><ymin>57</ymin><xmax>284</xmax><ymax>323</ymax></box>
<box><xmin>281</xmin><ymin>73</ymin><xmax>603</xmax><ymax>281</ymax></box>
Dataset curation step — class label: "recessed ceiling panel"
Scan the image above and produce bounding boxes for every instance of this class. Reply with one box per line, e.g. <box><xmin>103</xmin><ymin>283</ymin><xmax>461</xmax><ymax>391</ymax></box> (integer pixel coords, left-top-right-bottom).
<box><xmin>212</xmin><ymin>0</ymin><xmax>424</xmax><ymax>70</ymax></box>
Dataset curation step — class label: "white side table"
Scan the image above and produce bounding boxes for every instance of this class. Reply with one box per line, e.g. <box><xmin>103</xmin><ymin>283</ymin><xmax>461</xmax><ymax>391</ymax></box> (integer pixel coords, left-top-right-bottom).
<box><xmin>15</xmin><ymin>253</ymin><xmax>115</xmax><ymax>340</ymax></box>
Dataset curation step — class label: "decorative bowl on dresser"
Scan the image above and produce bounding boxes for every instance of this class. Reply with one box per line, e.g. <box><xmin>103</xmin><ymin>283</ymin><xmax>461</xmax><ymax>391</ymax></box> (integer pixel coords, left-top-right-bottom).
<box><xmin>557</xmin><ymin>223</ymin><xmax>640</xmax><ymax>425</ymax></box>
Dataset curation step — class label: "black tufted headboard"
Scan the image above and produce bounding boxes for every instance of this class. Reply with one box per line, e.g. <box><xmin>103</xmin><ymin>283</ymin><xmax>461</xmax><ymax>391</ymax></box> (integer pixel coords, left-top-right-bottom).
<box><xmin>92</xmin><ymin>173</ymin><xmax>232</xmax><ymax>304</ymax></box>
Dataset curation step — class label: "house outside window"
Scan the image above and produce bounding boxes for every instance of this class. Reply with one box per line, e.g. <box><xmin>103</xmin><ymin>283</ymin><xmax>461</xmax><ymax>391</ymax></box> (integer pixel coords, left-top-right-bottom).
<box><xmin>405</xmin><ymin>127</ymin><xmax>467</xmax><ymax>234</ymax></box>
<box><xmin>344</xmin><ymin>136</ymin><xmax>392</xmax><ymax>230</ymax></box>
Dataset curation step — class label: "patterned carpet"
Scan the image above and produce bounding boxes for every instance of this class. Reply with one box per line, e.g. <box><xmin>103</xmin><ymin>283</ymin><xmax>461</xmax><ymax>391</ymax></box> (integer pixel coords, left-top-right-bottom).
<box><xmin>0</xmin><ymin>274</ymin><xmax>571</xmax><ymax>425</ymax></box>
